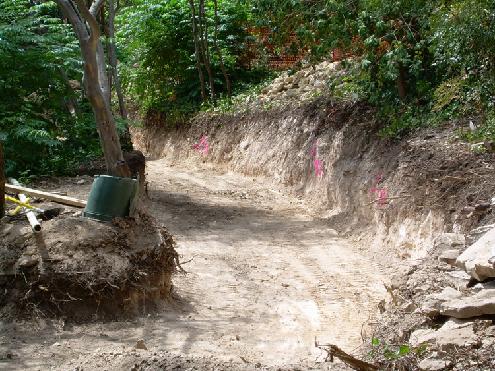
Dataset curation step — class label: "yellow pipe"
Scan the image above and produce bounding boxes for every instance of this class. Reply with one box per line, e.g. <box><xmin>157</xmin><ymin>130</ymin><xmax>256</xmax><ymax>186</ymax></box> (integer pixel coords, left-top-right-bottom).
<box><xmin>5</xmin><ymin>195</ymin><xmax>35</xmax><ymax>209</ymax></box>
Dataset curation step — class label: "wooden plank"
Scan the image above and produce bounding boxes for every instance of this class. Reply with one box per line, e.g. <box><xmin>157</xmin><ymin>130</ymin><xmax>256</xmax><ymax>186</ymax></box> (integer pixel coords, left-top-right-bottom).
<box><xmin>5</xmin><ymin>184</ymin><xmax>87</xmax><ymax>208</ymax></box>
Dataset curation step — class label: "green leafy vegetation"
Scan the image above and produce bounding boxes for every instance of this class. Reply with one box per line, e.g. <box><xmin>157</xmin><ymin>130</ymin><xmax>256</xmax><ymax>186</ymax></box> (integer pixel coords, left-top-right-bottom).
<box><xmin>0</xmin><ymin>0</ymin><xmax>103</xmax><ymax>177</ymax></box>
<box><xmin>116</xmin><ymin>0</ymin><xmax>270</xmax><ymax>122</ymax></box>
<box><xmin>2</xmin><ymin>0</ymin><xmax>494</xmax><ymax>178</ymax></box>
<box><xmin>369</xmin><ymin>337</ymin><xmax>428</xmax><ymax>365</ymax></box>
<box><xmin>249</xmin><ymin>0</ymin><xmax>495</xmax><ymax>139</ymax></box>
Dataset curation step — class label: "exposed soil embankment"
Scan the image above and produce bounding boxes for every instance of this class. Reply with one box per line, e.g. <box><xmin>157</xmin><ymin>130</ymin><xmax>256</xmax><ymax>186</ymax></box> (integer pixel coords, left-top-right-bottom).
<box><xmin>0</xmin><ymin>211</ymin><xmax>178</xmax><ymax>320</ymax></box>
<box><xmin>134</xmin><ymin>98</ymin><xmax>495</xmax><ymax>259</ymax></box>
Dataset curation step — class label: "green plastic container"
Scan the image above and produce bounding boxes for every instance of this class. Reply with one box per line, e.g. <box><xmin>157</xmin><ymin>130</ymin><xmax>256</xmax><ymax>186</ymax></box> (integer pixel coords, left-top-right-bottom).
<box><xmin>83</xmin><ymin>175</ymin><xmax>138</xmax><ymax>222</ymax></box>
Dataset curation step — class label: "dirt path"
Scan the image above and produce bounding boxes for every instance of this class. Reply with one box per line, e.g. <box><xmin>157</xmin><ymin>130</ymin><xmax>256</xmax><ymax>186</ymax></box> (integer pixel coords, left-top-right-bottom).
<box><xmin>1</xmin><ymin>158</ymin><xmax>390</xmax><ymax>370</ymax></box>
<box><xmin>144</xmin><ymin>159</ymin><xmax>388</xmax><ymax>365</ymax></box>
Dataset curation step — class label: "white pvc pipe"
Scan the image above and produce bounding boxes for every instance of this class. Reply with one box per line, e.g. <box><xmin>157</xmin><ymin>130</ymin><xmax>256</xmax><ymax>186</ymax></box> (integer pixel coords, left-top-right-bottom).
<box><xmin>10</xmin><ymin>179</ymin><xmax>41</xmax><ymax>232</ymax></box>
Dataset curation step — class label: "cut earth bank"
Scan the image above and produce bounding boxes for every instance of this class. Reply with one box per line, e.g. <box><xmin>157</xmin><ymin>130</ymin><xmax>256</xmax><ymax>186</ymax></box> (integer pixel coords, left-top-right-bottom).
<box><xmin>133</xmin><ymin>95</ymin><xmax>495</xmax><ymax>369</ymax></box>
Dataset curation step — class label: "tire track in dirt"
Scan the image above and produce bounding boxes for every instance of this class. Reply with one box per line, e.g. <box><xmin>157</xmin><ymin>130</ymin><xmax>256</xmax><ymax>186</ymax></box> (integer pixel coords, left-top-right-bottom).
<box><xmin>145</xmin><ymin>159</ymin><xmax>389</xmax><ymax>366</ymax></box>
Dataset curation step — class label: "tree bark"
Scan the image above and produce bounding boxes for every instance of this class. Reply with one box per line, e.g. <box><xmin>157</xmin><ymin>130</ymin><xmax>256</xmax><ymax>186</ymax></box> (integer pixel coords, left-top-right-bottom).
<box><xmin>56</xmin><ymin>0</ymin><xmax>130</xmax><ymax>177</ymax></box>
<box><xmin>213</xmin><ymin>0</ymin><xmax>231</xmax><ymax>97</ymax></box>
<box><xmin>107</xmin><ymin>0</ymin><xmax>128</xmax><ymax>119</ymax></box>
<box><xmin>188</xmin><ymin>0</ymin><xmax>207</xmax><ymax>101</ymax></box>
<box><xmin>198</xmin><ymin>0</ymin><xmax>215</xmax><ymax>102</ymax></box>
<box><xmin>0</xmin><ymin>141</ymin><xmax>4</xmax><ymax>218</ymax></box>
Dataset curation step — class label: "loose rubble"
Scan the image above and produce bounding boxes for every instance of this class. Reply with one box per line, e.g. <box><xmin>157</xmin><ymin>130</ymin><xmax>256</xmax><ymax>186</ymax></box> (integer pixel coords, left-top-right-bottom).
<box><xmin>227</xmin><ymin>61</ymin><xmax>345</xmax><ymax>112</ymax></box>
<box><xmin>371</xmin><ymin>227</ymin><xmax>495</xmax><ymax>370</ymax></box>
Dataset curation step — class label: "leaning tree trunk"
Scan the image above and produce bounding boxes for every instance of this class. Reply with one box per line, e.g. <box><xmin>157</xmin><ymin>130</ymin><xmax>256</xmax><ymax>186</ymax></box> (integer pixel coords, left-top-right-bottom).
<box><xmin>0</xmin><ymin>141</ymin><xmax>4</xmax><ymax>218</ymax></box>
<box><xmin>188</xmin><ymin>0</ymin><xmax>207</xmax><ymax>101</ymax></box>
<box><xmin>56</xmin><ymin>0</ymin><xmax>130</xmax><ymax>177</ymax></box>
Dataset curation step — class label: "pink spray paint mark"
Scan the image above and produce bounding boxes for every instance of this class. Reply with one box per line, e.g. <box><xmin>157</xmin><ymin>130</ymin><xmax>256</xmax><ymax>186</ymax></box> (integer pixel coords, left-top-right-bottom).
<box><xmin>313</xmin><ymin>158</ymin><xmax>324</xmax><ymax>177</ymax></box>
<box><xmin>193</xmin><ymin>135</ymin><xmax>209</xmax><ymax>156</ymax></box>
<box><xmin>309</xmin><ymin>139</ymin><xmax>324</xmax><ymax>177</ymax></box>
<box><xmin>370</xmin><ymin>172</ymin><xmax>388</xmax><ymax>207</ymax></box>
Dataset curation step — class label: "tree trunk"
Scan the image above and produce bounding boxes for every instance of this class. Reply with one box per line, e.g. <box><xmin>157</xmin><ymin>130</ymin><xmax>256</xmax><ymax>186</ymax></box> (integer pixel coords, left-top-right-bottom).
<box><xmin>107</xmin><ymin>0</ymin><xmax>128</xmax><ymax>119</ymax></box>
<box><xmin>96</xmin><ymin>41</ymin><xmax>111</xmax><ymax>105</ymax></box>
<box><xmin>0</xmin><ymin>141</ymin><xmax>4</xmax><ymax>218</ymax></box>
<box><xmin>213</xmin><ymin>0</ymin><xmax>231</xmax><ymax>97</ymax></box>
<box><xmin>199</xmin><ymin>0</ymin><xmax>215</xmax><ymax>102</ymax></box>
<box><xmin>83</xmin><ymin>44</ymin><xmax>129</xmax><ymax>176</ymax></box>
<box><xmin>56</xmin><ymin>0</ymin><xmax>130</xmax><ymax>177</ymax></box>
<box><xmin>188</xmin><ymin>0</ymin><xmax>207</xmax><ymax>101</ymax></box>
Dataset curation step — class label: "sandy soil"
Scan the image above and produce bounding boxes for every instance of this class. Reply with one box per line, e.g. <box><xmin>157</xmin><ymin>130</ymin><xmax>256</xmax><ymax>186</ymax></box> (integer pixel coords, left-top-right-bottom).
<box><xmin>1</xmin><ymin>158</ymin><xmax>391</xmax><ymax>370</ymax></box>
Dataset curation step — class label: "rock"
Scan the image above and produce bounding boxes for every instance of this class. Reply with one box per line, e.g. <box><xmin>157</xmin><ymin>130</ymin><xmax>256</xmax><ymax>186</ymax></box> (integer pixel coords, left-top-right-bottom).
<box><xmin>410</xmin><ymin>319</ymin><xmax>478</xmax><ymax>350</ymax></box>
<box><xmin>434</xmin><ymin>233</ymin><xmax>465</xmax><ymax>251</ymax></box>
<box><xmin>445</xmin><ymin>270</ymin><xmax>471</xmax><ymax>290</ymax></box>
<box><xmin>471</xmin><ymin>280</ymin><xmax>495</xmax><ymax>291</ymax></box>
<box><xmin>135</xmin><ymin>339</ymin><xmax>148</xmax><ymax>350</ymax></box>
<box><xmin>456</xmin><ymin>227</ymin><xmax>495</xmax><ymax>281</ymax></box>
<box><xmin>410</xmin><ymin>328</ymin><xmax>437</xmax><ymax>347</ymax></box>
<box><xmin>419</xmin><ymin>354</ymin><xmax>452</xmax><ymax>371</ymax></box>
<box><xmin>75</xmin><ymin>179</ymin><xmax>86</xmax><ymax>185</ymax></box>
<box><xmin>435</xmin><ymin>320</ymin><xmax>478</xmax><ymax>350</ymax></box>
<box><xmin>440</xmin><ymin>289</ymin><xmax>495</xmax><ymax>318</ymax></box>
<box><xmin>239</xmin><ymin>140</ymin><xmax>250</xmax><ymax>151</ymax></box>
<box><xmin>420</xmin><ymin>287</ymin><xmax>463</xmax><ymax>316</ymax></box>
<box><xmin>438</xmin><ymin>249</ymin><xmax>460</xmax><ymax>265</ymax></box>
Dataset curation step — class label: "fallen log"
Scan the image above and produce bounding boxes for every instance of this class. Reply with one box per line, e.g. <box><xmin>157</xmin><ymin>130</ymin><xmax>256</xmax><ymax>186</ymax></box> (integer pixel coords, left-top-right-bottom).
<box><xmin>5</xmin><ymin>184</ymin><xmax>87</xmax><ymax>208</ymax></box>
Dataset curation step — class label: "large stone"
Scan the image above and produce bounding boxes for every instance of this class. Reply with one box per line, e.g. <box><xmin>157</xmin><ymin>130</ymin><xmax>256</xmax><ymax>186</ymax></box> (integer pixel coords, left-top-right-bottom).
<box><xmin>456</xmin><ymin>227</ymin><xmax>495</xmax><ymax>281</ymax></box>
<box><xmin>410</xmin><ymin>319</ymin><xmax>478</xmax><ymax>350</ymax></box>
<box><xmin>440</xmin><ymin>289</ymin><xmax>495</xmax><ymax>318</ymax></box>
<box><xmin>419</xmin><ymin>354</ymin><xmax>452</xmax><ymax>371</ymax></box>
<box><xmin>410</xmin><ymin>328</ymin><xmax>437</xmax><ymax>347</ymax></box>
<box><xmin>438</xmin><ymin>249</ymin><xmax>460</xmax><ymax>265</ymax></box>
<box><xmin>420</xmin><ymin>287</ymin><xmax>463</xmax><ymax>316</ymax></box>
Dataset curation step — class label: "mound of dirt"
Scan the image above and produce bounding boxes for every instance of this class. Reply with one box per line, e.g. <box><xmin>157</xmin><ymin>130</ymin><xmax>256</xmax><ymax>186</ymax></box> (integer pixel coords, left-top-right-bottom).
<box><xmin>0</xmin><ymin>211</ymin><xmax>178</xmax><ymax>320</ymax></box>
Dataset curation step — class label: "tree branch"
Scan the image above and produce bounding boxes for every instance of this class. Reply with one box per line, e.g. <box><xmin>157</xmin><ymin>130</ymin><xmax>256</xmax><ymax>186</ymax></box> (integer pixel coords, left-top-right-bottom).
<box><xmin>55</xmin><ymin>0</ymin><xmax>88</xmax><ymax>40</ymax></box>
<box><xmin>73</xmin><ymin>0</ymin><xmax>100</xmax><ymax>45</ymax></box>
<box><xmin>90</xmin><ymin>0</ymin><xmax>105</xmax><ymax>17</ymax></box>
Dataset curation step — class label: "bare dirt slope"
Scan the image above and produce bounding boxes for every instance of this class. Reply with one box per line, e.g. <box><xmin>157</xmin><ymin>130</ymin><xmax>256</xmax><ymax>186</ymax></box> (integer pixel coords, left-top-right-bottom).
<box><xmin>1</xmin><ymin>157</ymin><xmax>392</xmax><ymax>370</ymax></box>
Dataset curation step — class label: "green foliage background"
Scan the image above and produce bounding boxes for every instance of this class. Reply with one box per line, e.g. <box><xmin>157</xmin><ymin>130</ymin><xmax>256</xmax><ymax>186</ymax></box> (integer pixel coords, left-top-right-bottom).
<box><xmin>0</xmin><ymin>0</ymin><xmax>104</xmax><ymax>178</ymax></box>
<box><xmin>1</xmin><ymin>0</ymin><xmax>494</xmax><ymax>178</ymax></box>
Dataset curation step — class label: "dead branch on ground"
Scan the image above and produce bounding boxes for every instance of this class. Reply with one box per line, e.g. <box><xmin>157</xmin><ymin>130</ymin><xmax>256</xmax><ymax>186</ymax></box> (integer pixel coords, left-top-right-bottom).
<box><xmin>315</xmin><ymin>339</ymin><xmax>379</xmax><ymax>371</ymax></box>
